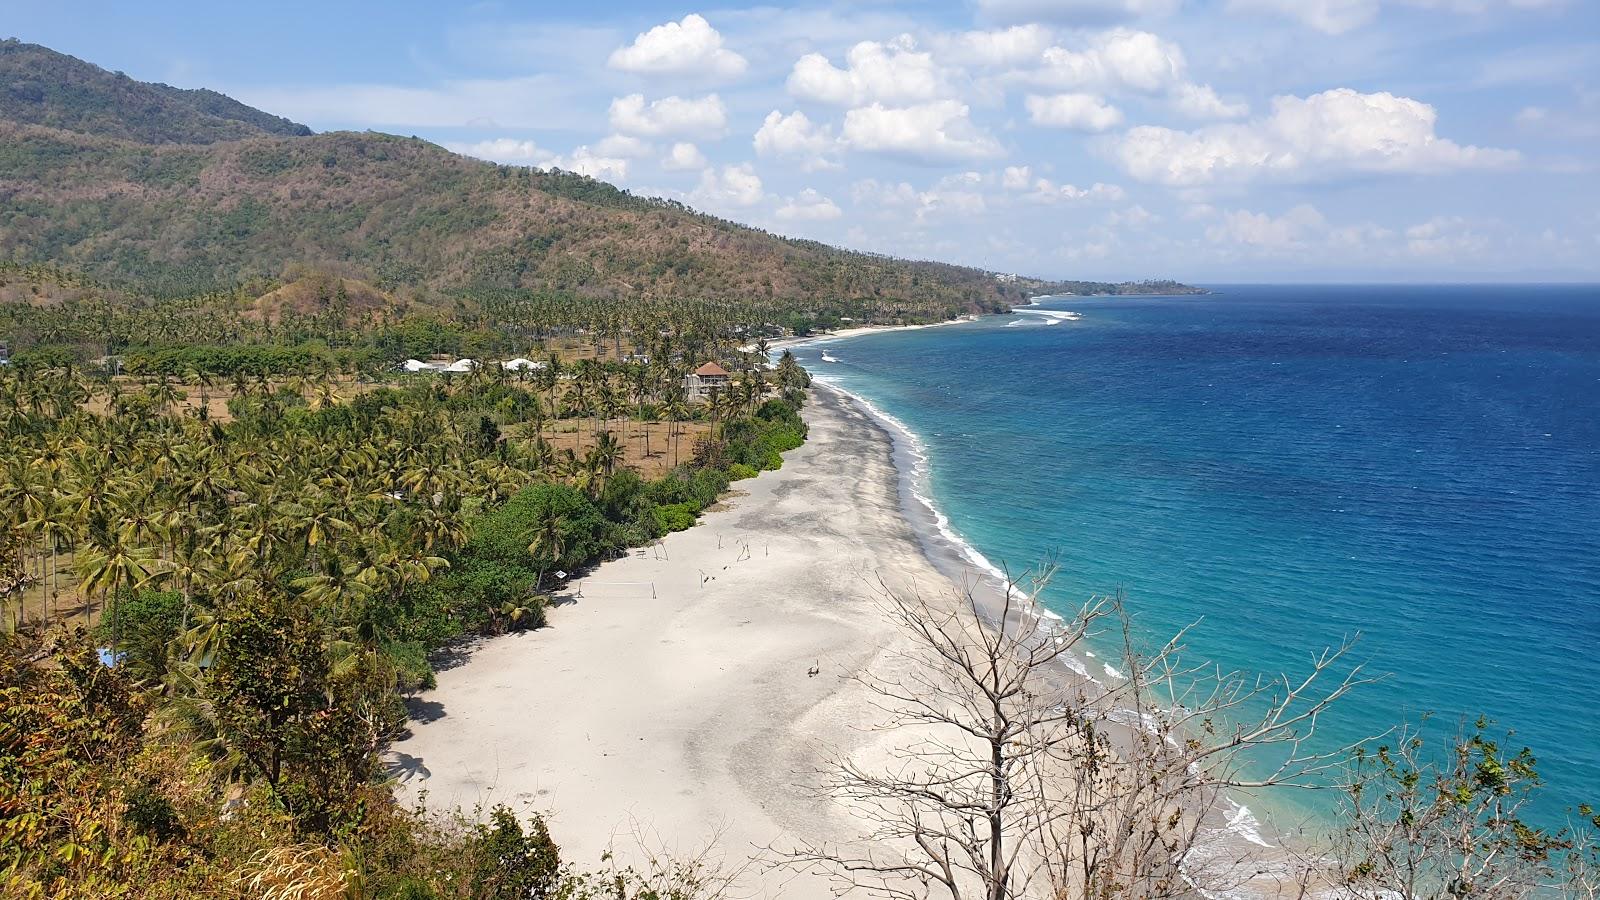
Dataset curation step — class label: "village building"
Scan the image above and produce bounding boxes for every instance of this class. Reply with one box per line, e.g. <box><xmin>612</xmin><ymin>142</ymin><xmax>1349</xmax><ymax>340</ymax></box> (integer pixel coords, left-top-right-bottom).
<box><xmin>683</xmin><ymin>361</ymin><xmax>731</xmax><ymax>402</ymax></box>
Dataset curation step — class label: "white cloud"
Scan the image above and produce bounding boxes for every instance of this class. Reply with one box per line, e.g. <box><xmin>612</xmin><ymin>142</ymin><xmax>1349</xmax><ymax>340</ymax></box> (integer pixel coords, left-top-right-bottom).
<box><xmin>1226</xmin><ymin>0</ymin><xmax>1378</xmax><ymax>34</ymax></box>
<box><xmin>693</xmin><ymin>163</ymin><xmax>765</xmax><ymax>207</ymax></box>
<box><xmin>1108</xmin><ymin>204</ymin><xmax>1159</xmax><ymax>227</ymax></box>
<box><xmin>1405</xmin><ymin>216</ymin><xmax>1490</xmax><ymax>256</ymax></box>
<box><xmin>1028</xmin><ymin>178</ymin><xmax>1126</xmax><ymax>203</ymax></box>
<box><xmin>1002</xmin><ymin>165</ymin><xmax>1034</xmax><ymax>189</ymax></box>
<box><xmin>1025</xmin><ymin>93</ymin><xmax>1125</xmax><ymax>131</ymax></box>
<box><xmin>446</xmin><ymin>137</ymin><xmax>549</xmax><ymax>164</ymax></box>
<box><xmin>975</xmin><ymin>0</ymin><xmax>1182</xmax><ymax>24</ymax></box>
<box><xmin>609</xmin><ymin>93</ymin><xmax>728</xmax><ymax>138</ymax></box>
<box><xmin>852</xmin><ymin>176</ymin><xmax>989</xmax><ymax>222</ymax></box>
<box><xmin>1114</xmin><ymin>88</ymin><xmax>1520</xmax><ymax>185</ymax></box>
<box><xmin>934</xmin><ymin>25</ymin><xmax>1056</xmax><ymax>66</ymax></box>
<box><xmin>1022</xmin><ymin>29</ymin><xmax>1245</xmax><ymax>119</ymax></box>
<box><xmin>1171</xmin><ymin>83</ymin><xmax>1250</xmax><ymax>119</ymax></box>
<box><xmin>594</xmin><ymin>133</ymin><xmax>653</xmax><ymax>158</ymax></box>
<box><xmin>776</xmin><ymin>189</ymin><xmax>844</xmax><ymax>221</ymax></box>
<box><xmin>546</xmin><ymin>147</ymin><xmax>631</xmax><ymax>181</ymax></box>
<box><xmin>788</xmin><ymin>36</ymin><xmax>948</xmax><ymax>106</ymax></box>
<box><xmin>607</xmin><ymin>13</ymin><xmax>747</xmax><ymax>79</ymax></box>
<box><xmin>1229</xmin><ymin>0</ymin><xmax>1566</xmax><ymax>34</ymax></box>
<box><xmin>1032</xmin><ymin>29</ymin><xmax>1186</xmax><ymax>92</ymax></box>
<box><xmin>662</xmin><ymin>142</ymin><xmax>708</xmax><ymax>171</ymax></box>
<box><xmin>841</xmin><ymin>100</ymin><xmax>1004</xmax><ymax>163</ymax></box>
<box><xmin>753</xmin><ymin>110</ymin><xmax>840</xmax><ymax>170</ymax></box>
<box><xmin>446</xmin><ymin>138</ymin><xmax>631</xmax><ymax>182</ymax></box>
<box><xmin>1206</xmin><ymin>204</ymin><xmax>1327</xmax><ymax>246</ymax></box>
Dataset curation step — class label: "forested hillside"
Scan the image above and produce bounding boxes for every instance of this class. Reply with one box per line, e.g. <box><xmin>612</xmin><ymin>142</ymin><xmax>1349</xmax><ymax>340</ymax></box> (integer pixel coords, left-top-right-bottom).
<box><xmin>0</xmin><ymin>41</ymin><xmax>1193</xmax><ymax>328</ymax></box>
<box><xmin>0</xmin><ymin>39</ymin><xmax>311</xmax><ymax>143</ymax></box>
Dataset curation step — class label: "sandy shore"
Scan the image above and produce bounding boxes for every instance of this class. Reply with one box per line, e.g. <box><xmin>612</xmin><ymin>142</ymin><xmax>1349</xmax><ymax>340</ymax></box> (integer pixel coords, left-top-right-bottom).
<box><xmin>391</xmin><ymin>387</ymin><xmax>961</xmax><ymax>897</ymax></box>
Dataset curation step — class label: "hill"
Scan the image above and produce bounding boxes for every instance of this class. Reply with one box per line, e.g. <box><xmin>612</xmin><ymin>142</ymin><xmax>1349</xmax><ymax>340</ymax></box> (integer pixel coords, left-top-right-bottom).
<box><xmin>0</xmin><ymin>39</ymin><xmax>311</xmax><ymax>144</ymax></box>
<box><xmin>0</xmin><ymin>41</ymin><xmax>1194</xmax><ymax>328</ymax></box>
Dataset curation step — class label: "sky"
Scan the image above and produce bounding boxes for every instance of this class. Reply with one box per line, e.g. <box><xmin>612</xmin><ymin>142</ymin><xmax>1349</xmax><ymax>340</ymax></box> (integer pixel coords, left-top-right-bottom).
<box><xmin>7</xmin><ymin>0</ymin><xmax>1599</xmax><ymax>282</ymax></box>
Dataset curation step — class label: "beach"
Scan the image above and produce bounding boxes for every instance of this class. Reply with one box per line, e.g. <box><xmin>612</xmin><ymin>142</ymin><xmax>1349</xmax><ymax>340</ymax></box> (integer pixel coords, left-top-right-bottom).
<box><xmin>390</xmin><ymin>386</ymin><xmax>964</xmax><ymax>897</ymax></box>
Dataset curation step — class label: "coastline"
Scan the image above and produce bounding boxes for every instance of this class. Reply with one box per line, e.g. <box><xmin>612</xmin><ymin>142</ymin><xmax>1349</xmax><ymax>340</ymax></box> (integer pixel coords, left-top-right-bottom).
<box><xmin>785</xmin><ymin>332</ymin><xmax>1306</xmax><ymax>896</ymax></box>
<box><xmin>389</xmin><ymin>386</ymin><xmax>975</xmax><ymax>898</ymax></box>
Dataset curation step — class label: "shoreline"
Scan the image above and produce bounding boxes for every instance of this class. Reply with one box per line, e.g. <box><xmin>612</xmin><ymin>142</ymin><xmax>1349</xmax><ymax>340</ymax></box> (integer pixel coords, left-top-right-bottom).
<box><xmin>784</xmin><ymin>338</ymin><xmax>1307</xmax><ymax>894</ymax></box>
<box><xmin>389</xmin><ymin>387</ymin><xmax>978</xmax><ymax>898</ymax></box>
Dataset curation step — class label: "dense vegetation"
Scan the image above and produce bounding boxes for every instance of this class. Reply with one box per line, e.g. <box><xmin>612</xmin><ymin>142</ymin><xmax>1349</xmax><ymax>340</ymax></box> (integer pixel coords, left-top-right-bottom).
<box><xmin>0</xmin><ymin>39</ymin><xmax>311</xmax><ymax>144</ymax></box>
<box><xmin>0</xmin><ymin>42</ymin><xmax>1199</xmax><ymax>321</ymax></box>
<box><xmin>0</xmin><ymin>333</ymin><xmax>812</xmax><ymax>895</ymax></box>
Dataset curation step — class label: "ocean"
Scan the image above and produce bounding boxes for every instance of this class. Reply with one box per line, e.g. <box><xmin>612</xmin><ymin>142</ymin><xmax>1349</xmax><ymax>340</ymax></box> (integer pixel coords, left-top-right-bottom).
<box><xmin>787</xmin><ymin>284</ymin><xmax>1600</xmax><ymax>829</ymax></box>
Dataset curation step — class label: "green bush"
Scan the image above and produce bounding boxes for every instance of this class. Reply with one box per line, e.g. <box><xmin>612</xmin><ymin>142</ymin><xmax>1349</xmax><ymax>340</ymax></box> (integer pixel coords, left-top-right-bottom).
<box><xmin>653</xmin><ymin>503</ymin><xmax>697</xmax><ymax>534</ymax></box>
<box><xmin>383</xmin><ymin>641</ymin><xmax>436</xmax><ymax>692</ymax></box>
<box><xmin>466</xmin><ymin>482</ymin><xmax>611</xmax><ymax>572</ymax></box>
<box><xmin>726</xmin><ymin>462</ymin><xmax>758</xmax><ymax>481</ymax></box>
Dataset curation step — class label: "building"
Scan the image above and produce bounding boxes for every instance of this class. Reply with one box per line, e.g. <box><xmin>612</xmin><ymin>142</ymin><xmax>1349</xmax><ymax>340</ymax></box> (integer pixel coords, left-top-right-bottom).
<box><xmin>500</xmin><ymin>357</ymin><xmax>548</xmax><ymax>372</ymax></box>
<box><xmin>683</xmin><ymin>361</ymin><xmax>731</xmax><ymax>402</ymax></box>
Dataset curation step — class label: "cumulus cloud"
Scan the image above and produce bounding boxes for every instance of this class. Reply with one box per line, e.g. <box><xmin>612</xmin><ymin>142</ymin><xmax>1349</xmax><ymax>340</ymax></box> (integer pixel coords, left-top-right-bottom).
<box><xmin>975</xmin><ymin>0</ymin><xmax>1182</xmax><ymax>24</ymax></box>
<box><xmin>1002</xmin><ymin>165</ymin><xmax>1035</xmax><ymax>189</ymax></box>
<box><xmin>753</xmin><ymin>110</ymin><xmax>840</xmax><ymax>170</ymax></box>
<box><xmin>594</xmin><ymin>133</ymin><xmax>653</xmax><ymax>158</ymax></box>
<box><xmin>841</xmin><ymin>101</ymin><xmax>1004</xmax><ymax>163</ymax></box>
<box><xmin>446</xmin><ymin>137</ymin><xmax>549</xmax><ymax>164</ymax></box>
<box><xmin>1113</xmin><ymin>88</ymin><xmax>1520</xmax><ymax>185</ymax></box>
<box><xmin>1025</xmin><ymin>93</ymin><xmax>1125</xmax><ymax>131</ymax></box>
<box><xmin>693</xmin><ymin>163</ymin><xmax>765</xmax><ymax>207</ymax></box>
<box><xmin>662</xmin><ymin>142</ymin><xmax>708</xmax><ymax>171</ymax></box>
<box><xmin>776</xmin><ymin>188</ymin><xmax>844</xmax><ymax>221</ymax></box>
<box><xmin>609</xmin><ymin>93</ymin><xmax>728</xmax><ymax>138</ymax></box>
<box><xmin>1022</xmin><ymin>29</ymin><xmax>1246</xmax><ymax>119</ymax></box>
<box><xmin>788</xmin><ymin>36</ymin><xmax>948</xmax><ymax>106</ymax></box>
<box><xmin>1170</xmin><ymin>83</ymin><xmax>1250</xmax><ymax>119</ymax></box>
<box><xmin>1026</xmin><ymin>178</ymin><xmax>1126</xmax><ymax>203</ymax></box>
<box><xmin>1206</xmin><ymin>204</ymin><xmax>1327</xmax><ymax>246</ymax></box>
<box><xmin>607</xmin><ymin>13</ymin><xmax>747</xmax><ymax>79</ymax></box>
<box><xmin>852</xmin><ymin>176</ymin><xmax>989</xmax><ymax>222</ymax></box>
<box><xmin>552</xmin><ymin>148</ymin><xmax>631</xmax><ymax>181</ymax></box>
<box><xmin>933</xmin><ymin>25</ymin><xmax>1056</xmax><ymax>66</ymax></box>
<box><xmin>446</xmin><ymin>138</ymin><xmax>632</xmax><ymax>182</ymax></box>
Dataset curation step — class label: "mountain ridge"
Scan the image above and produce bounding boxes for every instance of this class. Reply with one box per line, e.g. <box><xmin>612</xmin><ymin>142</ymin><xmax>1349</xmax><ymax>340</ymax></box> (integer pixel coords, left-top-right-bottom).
<box><xmin>0</xmin><ymin>40</ymin><xmax>1197</xmax><ymax>325</ymax></box>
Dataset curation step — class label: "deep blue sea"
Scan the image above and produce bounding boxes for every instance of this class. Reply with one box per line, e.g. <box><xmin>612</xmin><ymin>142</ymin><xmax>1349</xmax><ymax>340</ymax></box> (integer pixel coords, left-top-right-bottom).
<box><xmin>790</xmin><ymin>284</ymin><xmax>1600</xmax><ymax>828</ymax></box>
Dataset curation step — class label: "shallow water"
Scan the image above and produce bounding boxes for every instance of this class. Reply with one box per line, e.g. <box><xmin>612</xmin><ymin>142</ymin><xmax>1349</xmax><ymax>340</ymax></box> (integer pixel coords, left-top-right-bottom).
<box><xmin>788</xmin><ymin>284</ymin><xmax>1600</xmax><ymax>828</ymax></box>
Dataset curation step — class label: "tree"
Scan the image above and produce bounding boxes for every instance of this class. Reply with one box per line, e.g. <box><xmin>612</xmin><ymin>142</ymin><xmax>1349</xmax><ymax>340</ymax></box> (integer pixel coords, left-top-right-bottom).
<box><xmin>205</xmin><ymin>588</ymin><xmax>378</xmax><ymax>835</ymax></box>
<box><xmin>782</xmin><ymin>568</ymin><xmax>1369</xmax><ymax>900</ymax></box>
<box><xmin>1306</xmin><ymin>718</ymin><xmax>1598</xmax><ymax>898</ymax></box>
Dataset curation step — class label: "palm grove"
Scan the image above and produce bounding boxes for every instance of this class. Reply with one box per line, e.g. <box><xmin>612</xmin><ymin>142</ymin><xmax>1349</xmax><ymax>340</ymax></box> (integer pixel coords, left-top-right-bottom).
<box><xmin>0</xmin><ymin>288</ymin><xmax>813</xmax><ymax>896</ymax></box>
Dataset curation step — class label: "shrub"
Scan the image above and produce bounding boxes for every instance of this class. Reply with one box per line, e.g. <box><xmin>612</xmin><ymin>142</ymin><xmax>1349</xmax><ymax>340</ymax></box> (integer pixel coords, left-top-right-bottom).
<box><xmin>384</xmin><ymin>641</ymin><xmax>436</xmax><ymax>692</ymax></box>
<box><xmin>466</xmin><ymin>482</ymin><xmax>611</xmax><ymax>572</ymax></box>
<box><xmin>727</xmin><ymin>463</ymin><xmax>758</xmax><ymax>481</ymax></box>
<box><xmin>653</xmin><ymin>503</ymin><xmax>698</xmax><ymax>534</ymax></box>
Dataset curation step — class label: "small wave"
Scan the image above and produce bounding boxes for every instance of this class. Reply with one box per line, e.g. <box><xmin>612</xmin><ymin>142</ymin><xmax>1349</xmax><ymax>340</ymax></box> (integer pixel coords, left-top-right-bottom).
<box><xmin>1221</xmin><ymin>798</ymin><xmax>1275</xmax><ymax>849</ymax></box>
<box><xmin>820</xmin><ymin>353</ymin><xmax>840</xmax><ymax>362</ymax></box>
<box><xmin>1103</xmin><ymin>662</ymin><xmax>1126</xmax><ymax>680</ymax></box>
<box><xmin>1016</xmin><ymin>309</ymin><xmax>1083</xmax><ymax>324</ymax></box>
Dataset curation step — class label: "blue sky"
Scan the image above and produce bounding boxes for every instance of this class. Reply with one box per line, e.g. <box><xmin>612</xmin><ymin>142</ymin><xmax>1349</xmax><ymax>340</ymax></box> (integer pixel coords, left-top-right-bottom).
<box><xmin>8</xmin><ymin>0</ymin><xmax>1598</xmax><ymax>282</ymax></box>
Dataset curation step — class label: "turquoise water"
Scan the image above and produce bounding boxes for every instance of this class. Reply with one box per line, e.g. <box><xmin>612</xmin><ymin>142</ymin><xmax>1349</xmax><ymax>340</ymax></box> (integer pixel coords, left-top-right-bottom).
<box><xmin>790</xmin><ymin>285</ymin><xmax>1600</xmax><ymax>827</ymax></box>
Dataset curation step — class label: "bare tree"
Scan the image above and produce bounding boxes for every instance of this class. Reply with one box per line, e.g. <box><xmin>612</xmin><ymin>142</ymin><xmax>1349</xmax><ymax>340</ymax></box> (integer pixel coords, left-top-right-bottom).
<box><xmin>780</xmin><ymin>566</ymin><xmax>1372</xmax><ymax>900</ymax></box>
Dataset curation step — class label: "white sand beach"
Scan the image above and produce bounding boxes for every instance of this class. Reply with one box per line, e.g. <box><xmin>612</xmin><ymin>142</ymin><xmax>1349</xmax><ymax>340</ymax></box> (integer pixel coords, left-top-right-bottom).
<box><xmin>391</xmin><ymin>386</ymin><xmax>962</xmax><ymax>897</ymax></box>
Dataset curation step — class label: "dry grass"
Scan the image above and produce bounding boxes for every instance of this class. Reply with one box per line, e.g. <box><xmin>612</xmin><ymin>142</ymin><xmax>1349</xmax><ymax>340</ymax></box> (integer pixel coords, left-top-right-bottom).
<box><xmin>535</xmin><ymin>419</ymin><xmax>712</xmax><ymax>479</ymax></box>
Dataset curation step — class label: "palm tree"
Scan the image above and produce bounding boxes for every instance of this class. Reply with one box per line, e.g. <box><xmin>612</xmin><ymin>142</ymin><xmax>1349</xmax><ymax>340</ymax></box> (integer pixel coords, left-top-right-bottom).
<box><xmin>76</xmin><ymin>517</ymin><xmax>159</xmax><ymax>642</ymax></box>
<box><xmin>527</xmin><ymin>509</ymin><xmax>566</xmax><ymax>591</ymax></box>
